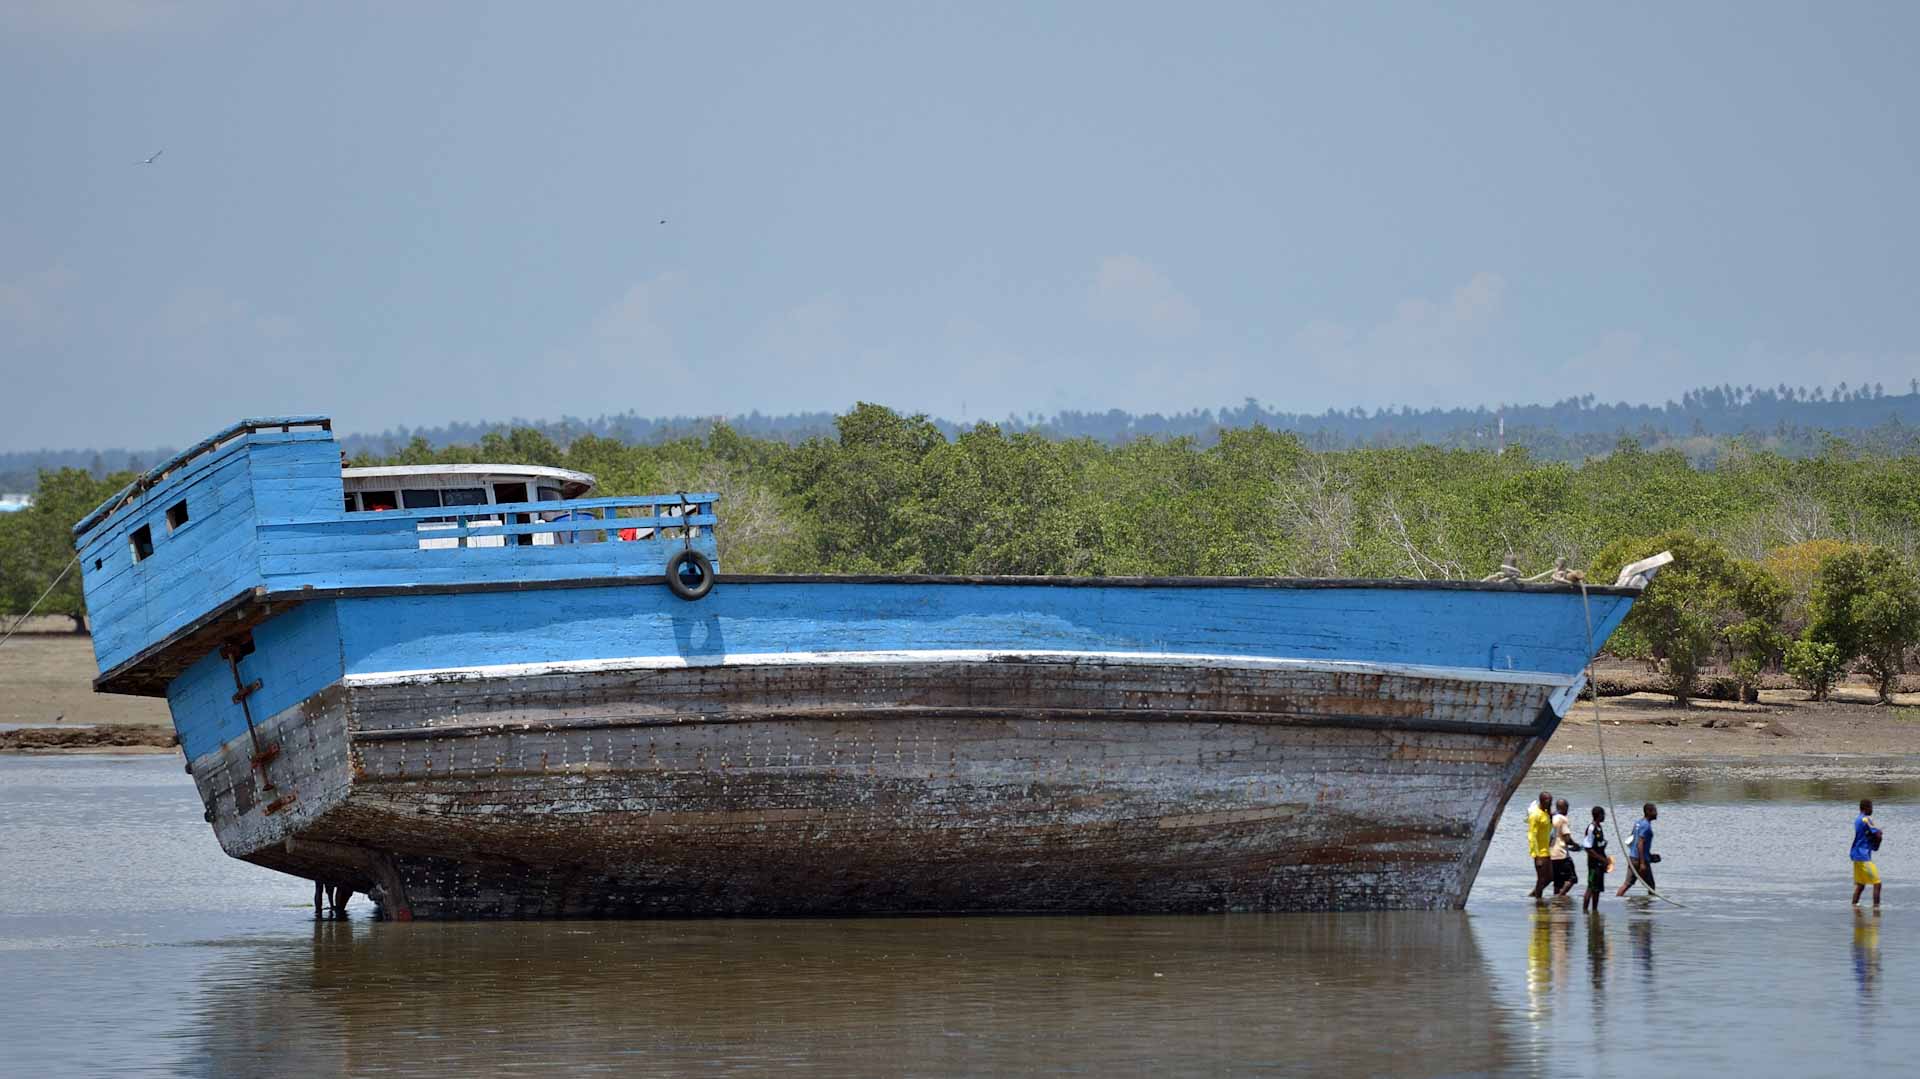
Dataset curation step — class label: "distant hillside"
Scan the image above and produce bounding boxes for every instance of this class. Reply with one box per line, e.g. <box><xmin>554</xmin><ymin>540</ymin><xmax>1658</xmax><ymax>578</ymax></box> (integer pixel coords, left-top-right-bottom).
<box><xmin>1005</xmin><ymin>383</ymin><xmax>1920</xmax><ymax>459</ymax></box>
<box><xmin>0</xmin><ymin>447</ymin><xmax>160</xmax><ymax>496</ymax></box>
<box><xmin>5</xmin><ymin>381</ymin><xmax>1918</xmax><ymax>491</ymax></box>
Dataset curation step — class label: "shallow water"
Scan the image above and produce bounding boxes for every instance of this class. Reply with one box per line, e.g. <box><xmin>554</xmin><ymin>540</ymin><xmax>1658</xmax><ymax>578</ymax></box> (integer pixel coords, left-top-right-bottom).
<box><xmin>0</xmin><ymin>754</ymin><xmax>1912</xmax><ymax>1077</ymax></box>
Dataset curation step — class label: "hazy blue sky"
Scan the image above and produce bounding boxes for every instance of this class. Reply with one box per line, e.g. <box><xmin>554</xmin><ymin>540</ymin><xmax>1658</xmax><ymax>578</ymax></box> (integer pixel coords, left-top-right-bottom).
<box><xmin>2</xmin><ymin>1</ymin><xmax>1916</xmax><ymax>450</ymax></box>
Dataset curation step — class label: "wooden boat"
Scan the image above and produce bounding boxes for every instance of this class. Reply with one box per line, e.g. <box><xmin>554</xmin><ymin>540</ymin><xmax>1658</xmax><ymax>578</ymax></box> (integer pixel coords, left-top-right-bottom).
<box><xmin>74</xmin><ymin>417</ymin><xmax>1665</xmax><ymax>919</ymax></box>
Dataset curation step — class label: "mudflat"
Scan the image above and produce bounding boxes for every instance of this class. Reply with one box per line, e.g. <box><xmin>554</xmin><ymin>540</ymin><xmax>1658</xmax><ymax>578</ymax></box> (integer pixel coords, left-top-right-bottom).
<box><xmin>2</xmin><ymin>632</ymin><xmax>1917</xmax><ymax>756</ymax></box>
<box><xmin>0</xmin><ymin>633</ymin><xmax>174</xmax><ymax>752</ymax></box>
<box><xmin>1547</xmin><ymin>685</ymin><xmax>1920</xmax><ymax>759</ymax></box>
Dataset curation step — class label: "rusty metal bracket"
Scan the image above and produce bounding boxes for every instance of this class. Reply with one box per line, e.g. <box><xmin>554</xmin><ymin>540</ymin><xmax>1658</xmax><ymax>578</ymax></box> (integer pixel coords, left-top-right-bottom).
<box><xmin>220</xmin><ymin>638</ymin><xmax>278</xmax><ymax>791</ymax></box>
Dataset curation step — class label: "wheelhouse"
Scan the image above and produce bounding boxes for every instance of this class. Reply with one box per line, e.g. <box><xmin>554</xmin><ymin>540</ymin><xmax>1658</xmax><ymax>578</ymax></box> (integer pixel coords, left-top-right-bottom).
<box><xmin>69</xmin><ymin>417</ymin><xmax>721</xmax><ymax>695</ymax></box>
<box><xmin>342</xmin><ymin>465</ymin><xmax>597</xmax><ymax>548</ymax></box>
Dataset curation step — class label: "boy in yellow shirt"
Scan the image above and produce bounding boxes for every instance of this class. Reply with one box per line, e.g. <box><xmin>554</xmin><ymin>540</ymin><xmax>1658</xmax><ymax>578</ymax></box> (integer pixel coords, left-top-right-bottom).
<box><xmin>1527</xmin><ymin>791</ymin><xmax>1554</xmax><ymax>898</ymax></box>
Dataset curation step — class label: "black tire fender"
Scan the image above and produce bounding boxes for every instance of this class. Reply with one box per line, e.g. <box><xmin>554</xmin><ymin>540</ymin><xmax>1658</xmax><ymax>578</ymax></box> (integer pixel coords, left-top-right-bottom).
<box><xmin>664</xmin><ymin>549</ymin><xmax>715</xmax><ymax>601</ymax></box>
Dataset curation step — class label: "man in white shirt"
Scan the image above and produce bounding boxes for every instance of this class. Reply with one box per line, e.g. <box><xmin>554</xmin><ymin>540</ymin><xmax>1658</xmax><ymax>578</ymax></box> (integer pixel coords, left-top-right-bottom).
<box><xmin>1550</xmin><ymin>797</ymin><xmax>1579</xmax><ymax>896</ymax></box>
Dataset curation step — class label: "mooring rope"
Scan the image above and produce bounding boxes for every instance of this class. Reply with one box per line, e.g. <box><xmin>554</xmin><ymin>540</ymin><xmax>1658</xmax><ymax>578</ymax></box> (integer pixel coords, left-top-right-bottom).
<box><xmin>0</xmin><ymin>483</ymin><xmax>147</xmax><ymax>654</ymax></box>
<box><xmin>1579</xmin><ymin>579</ymin><xmax>1686</xmax><ymax>909</ymax></box>
<box><xmin>0</xmin><ymin>552</ymin><xmax>81</xmax><ymax>652</ymax></box>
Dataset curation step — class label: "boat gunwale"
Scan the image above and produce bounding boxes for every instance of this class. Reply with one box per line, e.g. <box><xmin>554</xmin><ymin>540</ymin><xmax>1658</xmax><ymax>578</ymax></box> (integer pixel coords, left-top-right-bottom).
<box><xmin>91</xmin><ymin>574</ymin><xmax>1638</xmax><ymax>699</ymax></box>
<box><xmin>705</xmin><ymin>573</ymin><xmax>1641</xmax><ymax>595</ymax></box>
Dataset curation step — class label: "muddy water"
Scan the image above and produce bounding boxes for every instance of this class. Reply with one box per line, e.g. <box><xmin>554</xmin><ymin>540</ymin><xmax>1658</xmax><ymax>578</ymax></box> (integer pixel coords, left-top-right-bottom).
<box><xmin>1</xmin><ymin>755</ymin><xmax>1914</xmax><ymax>1077</ymax></box>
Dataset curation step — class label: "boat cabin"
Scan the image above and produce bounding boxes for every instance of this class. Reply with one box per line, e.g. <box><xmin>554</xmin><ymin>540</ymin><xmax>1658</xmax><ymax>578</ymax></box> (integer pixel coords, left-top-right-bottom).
<box><xmin>340</xmin><ymin>464</ymin><xmax>702</xmax><ymax>549</ymax></box>
<box><xmin>342</xmin><ymin>464</ymin><xmax>595</xmax><ymax>514</ymax></box>
<box><xmin>343</xmin><ymin>465</ymin><xmax>595</xmax><ymax>548</ymax></box>
<box><xmin>71</xmin><ymin>418</ymin><xmax>720</xmax><ymax>692</ymax></box>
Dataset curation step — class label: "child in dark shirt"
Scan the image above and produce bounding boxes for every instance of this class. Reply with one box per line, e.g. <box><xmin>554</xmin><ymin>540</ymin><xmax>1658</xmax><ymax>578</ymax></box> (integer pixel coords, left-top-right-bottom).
<box><xmin>1581</xmin><ymin>806</ymin><xmax>1609</xmax><ymax>913</ymax></box>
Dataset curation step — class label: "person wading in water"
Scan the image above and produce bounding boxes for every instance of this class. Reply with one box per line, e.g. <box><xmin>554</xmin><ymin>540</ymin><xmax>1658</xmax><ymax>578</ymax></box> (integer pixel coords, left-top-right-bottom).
<box><xmin>1617</xmin><ymin>803</ymin><xmax>1659</xmax><ymax>897</ymax></box>
<box><xmin>1581</xmin><ymin>806</ymin><xmax>1610</xmax><ymax>913</ymax></box>
<box><xmin>1852</xmin><ymin>798</ymin><xmax>1884</xmax><ymax>908</ymax></box>
<box><xmin>1528</xmin><ymin>791</ymin><xmax>1555</xmax><ymax>899</ymax></box>
<box><xmin>1551</xmin><ymin>797</ymin><xmax>1579</xmax><ymax>897</ymax></box>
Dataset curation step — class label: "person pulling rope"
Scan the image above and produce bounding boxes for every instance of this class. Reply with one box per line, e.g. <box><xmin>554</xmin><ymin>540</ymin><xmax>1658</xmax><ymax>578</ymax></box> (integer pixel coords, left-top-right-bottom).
<box><xmin>1579</xmin><ymin>579</ymin><xmax>1686</xmax><ymax>910</ymax></box>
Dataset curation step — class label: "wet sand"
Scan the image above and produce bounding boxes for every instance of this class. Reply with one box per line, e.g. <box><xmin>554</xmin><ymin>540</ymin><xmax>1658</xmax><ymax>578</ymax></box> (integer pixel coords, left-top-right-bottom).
<box><xmin>0</xmin><ymin>633</ymin><xmax>174</xmax><ymax>753</ymax></box>
<box><xmin>3</xmin><ymin>633</ymin><xmax>1917</xmax><ymax>756</ymax></box>
<box><xmin>1546</xmin><ymin>683</ymin><xmax>1920</xmax><ymax>760</ymax></box>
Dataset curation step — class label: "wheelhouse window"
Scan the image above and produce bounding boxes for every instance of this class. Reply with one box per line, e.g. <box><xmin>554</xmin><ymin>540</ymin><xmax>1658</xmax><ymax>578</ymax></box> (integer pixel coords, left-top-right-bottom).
<box><xmin>492</xmin><ymin>483</ymin><xmax>533</xmax><ymax>546</ymax></box>
<box><xmin>359</xmin><ymin>490</ymin><xmax>398</xmax><ymax>512</ymax></box>
<box><xmin>440</xmin><ymin>487</ymin><xmax>488</xmax><ymax>506</ymax></box>
<box><xmin>401</xmin><ymin>489</ymin><xmax>443</xmax><ymax>509</ymax></box>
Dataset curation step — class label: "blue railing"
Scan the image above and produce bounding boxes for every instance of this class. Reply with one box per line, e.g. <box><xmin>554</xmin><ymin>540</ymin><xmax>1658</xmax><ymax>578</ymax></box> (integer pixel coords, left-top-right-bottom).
<box><xmin>252</xmin><ymin>492</ymin><xmax>723</xmax><ymax>596</ymax></box>
<box><xmin>339</xmin><ymin>494</ymin><xmax>720</xmax><ymax>545</ymax></box>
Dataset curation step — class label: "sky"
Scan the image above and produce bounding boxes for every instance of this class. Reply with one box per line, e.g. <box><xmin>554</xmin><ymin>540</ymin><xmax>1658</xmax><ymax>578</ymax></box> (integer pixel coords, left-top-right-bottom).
<box><xmin>2</xmin><ymin>1</ymin><xmax>1917</xmax><ymax>451</ymax></box>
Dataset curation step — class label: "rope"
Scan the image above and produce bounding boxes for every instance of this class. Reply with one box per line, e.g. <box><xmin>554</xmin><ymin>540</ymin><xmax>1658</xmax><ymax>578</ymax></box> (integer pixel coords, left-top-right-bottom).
<box><xmin>0</xmin><ymin>482</ymin><xmax>147</xmax><ymax>653</ymax></box>
<box><xmin>0</xmin><ymin>552</ymin><xmax>81</xmax><ymax>651</ymax></box>
<box><xmin>1578</xmin><ymin>580</ymin><xmax>1685</xmax><ymax>909</ymax></box>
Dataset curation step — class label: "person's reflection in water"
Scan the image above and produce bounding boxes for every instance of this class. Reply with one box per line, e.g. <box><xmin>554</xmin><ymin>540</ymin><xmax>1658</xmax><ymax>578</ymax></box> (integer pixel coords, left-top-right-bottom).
<box><xmin>1525</xmin><ymin>904</ymin><xmax>1575</xmax><ymax>1027</ymax></box>
<box><xmin>1629</xmin><ymin>916</ymin><xmax>1655</xmax><ymax>984</ymax></box>
<box><xmin>1586</xmin><ymin>912</ymin><xmax>1610</xmax><ymax>997</ymax></box>
<box><xmin>1853</xmin><ymin>909</ymin><xmax>1881</xmax><ymax>997</ymax></box>
<box><xmin>1526</xmin><ymin>904</ymin><xmax>1553</xmax><ymax>1020</ymax></box>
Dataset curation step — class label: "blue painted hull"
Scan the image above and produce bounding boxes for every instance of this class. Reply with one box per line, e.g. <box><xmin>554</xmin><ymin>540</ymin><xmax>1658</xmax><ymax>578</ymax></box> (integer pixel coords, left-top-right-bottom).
<box><xmin>161</xmin><ymin>578</ymin><xmax>1632</xmax><ymax>762</ymax></box>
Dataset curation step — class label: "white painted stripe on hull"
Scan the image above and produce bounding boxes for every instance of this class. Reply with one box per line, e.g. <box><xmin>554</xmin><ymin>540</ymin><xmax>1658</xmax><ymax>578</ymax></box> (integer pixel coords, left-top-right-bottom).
<box><xmin>343</xmin><ymin>648</ymin><xmax>1578</xmax><ymax>690</ymax></box>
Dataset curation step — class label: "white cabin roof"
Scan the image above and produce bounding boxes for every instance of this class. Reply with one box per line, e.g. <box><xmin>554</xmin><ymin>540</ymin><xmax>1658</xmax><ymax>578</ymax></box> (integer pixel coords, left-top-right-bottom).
<box><xmin>342</xmin><ymin>464</ymin><xmax>596</xmax><ymax>499</ymax></box>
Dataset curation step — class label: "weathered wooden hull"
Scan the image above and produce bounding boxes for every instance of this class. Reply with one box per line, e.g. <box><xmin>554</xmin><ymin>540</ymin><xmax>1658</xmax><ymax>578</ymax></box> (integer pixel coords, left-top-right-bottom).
<box><xmin>191</xmin><ymin>655</ymin><xmax>1562</xmax><ymax>918</ymax></box>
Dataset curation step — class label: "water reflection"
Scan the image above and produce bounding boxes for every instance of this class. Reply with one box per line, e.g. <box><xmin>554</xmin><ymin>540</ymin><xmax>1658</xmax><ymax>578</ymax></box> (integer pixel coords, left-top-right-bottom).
<box><xmin>1628</xmin><ymin>766</ymin><xmax>1920</xmax><ymax>807</ymax></box>
<box><xmin>1524</xmin><ymin>904</ymin><xmax>1577</xmax><ymax>1023</ymax></box>
<box><xmin>10</xmin><ymin>754</ymin><xmax>1920</xmax><ymax>1077</ymax></box>
<box><xmin>1628</xmin><ymin>915</ymin><xmax>1655</xmax><ymax>984</ymax></box>
<box><xmin>1585</xmin><ymin>912</ymin><xmax>1610</xmax><ymax>999</ymax></box>
<box><xmin>179</xmin><ymin>914</ymin><xmax>1516</xmax><ymax>1077</ymax></box>
<box><xmin>1853</xmin><ymin>910</ymin><xmax>1880</xmax><ymax>998</ymax></box>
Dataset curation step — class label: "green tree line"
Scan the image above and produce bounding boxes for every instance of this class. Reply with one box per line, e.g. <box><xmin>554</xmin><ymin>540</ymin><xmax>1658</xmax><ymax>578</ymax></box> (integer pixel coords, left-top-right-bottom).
<box><xmin>6</xmin><ymin>404</ymin><xmax>1919</xmax><ymax>697</ymax></box>
<box><xmin>0</xmin><ymin>468</ymin><xmax>139</xmax><ymax>632</ymax></box>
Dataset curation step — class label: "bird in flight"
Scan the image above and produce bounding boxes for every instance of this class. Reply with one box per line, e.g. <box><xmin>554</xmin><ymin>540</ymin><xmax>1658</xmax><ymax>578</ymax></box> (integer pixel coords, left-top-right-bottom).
<box><xmin>136</xmin><ymin>149</ymin><xmax>164</xmax><ymax>165</ymax></box>
<box><xmin>658</xmin><ymin>219</ymin><xmax>667</xmax><ymax>225</ymax></box>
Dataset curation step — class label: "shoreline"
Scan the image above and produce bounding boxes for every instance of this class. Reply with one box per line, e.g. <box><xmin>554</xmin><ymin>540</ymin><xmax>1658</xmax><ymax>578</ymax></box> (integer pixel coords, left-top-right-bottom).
<box><xmin>1544</xmin><ymin>684</ymin><xmax>1920</xmax><ymax>760</ymax></box>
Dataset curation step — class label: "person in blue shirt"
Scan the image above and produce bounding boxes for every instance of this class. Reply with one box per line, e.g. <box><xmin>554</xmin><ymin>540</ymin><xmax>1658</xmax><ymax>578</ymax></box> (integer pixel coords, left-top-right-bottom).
<box><xmin>1616</xmin><ymin>803</ymin><xmax>1658</xmax><ymax>897</ymax></box>
<box><xmin>1852</xmin><ymin>798</ymin><xmax>1883</xmax><ymax>907</ymax></box>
